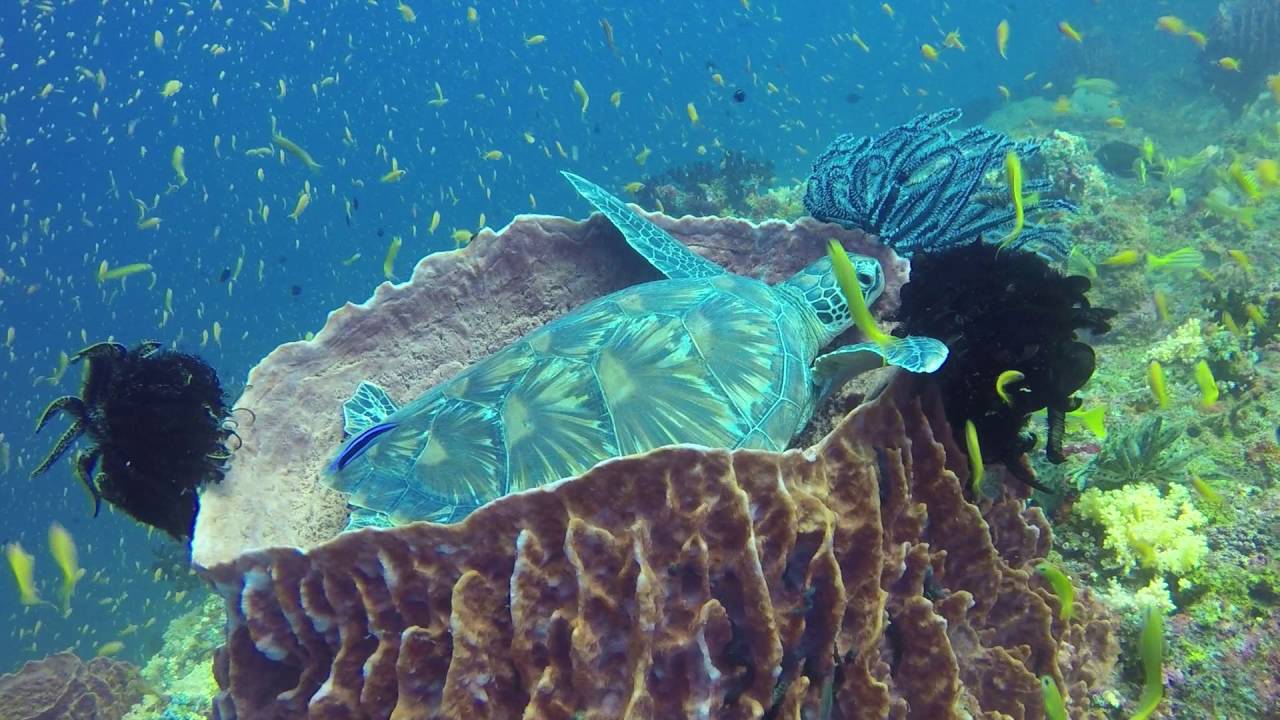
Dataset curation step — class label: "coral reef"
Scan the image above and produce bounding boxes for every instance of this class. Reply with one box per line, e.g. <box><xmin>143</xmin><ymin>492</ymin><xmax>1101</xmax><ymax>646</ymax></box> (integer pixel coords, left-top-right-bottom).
<box><xmin>633</xmin><ymin>150</ymin><xmax>774</xmax><ymax>218</ymax></box>
<box><xmin>191</xmin><ymin>212</ymin><xmax>907</xmax><ymax>568</ymax></box>
<box><xmin>204</xmin><ymin>375</ymin><xmax>1118</xmax><ymax>720</ymax></box>
<box><xmin>804</xmin><ymin>108</ymin><xmax>1076</xmax><ymax>257</ymax></box>
<box><xmin>1204</xmin><ymin>0</ymin><xmax>1280</xmax><ymax>111</ymax></box>
<box><xmin>1076</xmin><ymin>483</ymin><xmax>1209</xmax><ymax>576</ymax></box>
<box><xmin>1073</xmin><ymin>416</ymin><xmax>1192</xmax><ymax>492</ymax></box>
<box><xmin>0</xmin><ymin>652</ymin><xmax>145</xmax><ymax>720</ymax></box>
<box><xmin>122</xmin><ymin>597</ymin><xmax>223</xmax><ymax>720</ymax></box>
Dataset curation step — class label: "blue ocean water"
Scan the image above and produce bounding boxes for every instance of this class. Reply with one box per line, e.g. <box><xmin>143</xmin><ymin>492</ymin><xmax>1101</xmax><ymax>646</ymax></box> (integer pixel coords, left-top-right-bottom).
<box><xmin>0</xmin><ymin>0</ymin><xmax>1213</xmax><ymax>673</ymax></box>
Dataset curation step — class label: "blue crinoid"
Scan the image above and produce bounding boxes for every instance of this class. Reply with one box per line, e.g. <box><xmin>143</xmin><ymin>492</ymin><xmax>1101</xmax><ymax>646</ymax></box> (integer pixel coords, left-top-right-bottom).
<box><xmin>803</xmin><ymin>108</ymin><xmax>1076</xmax><ymax>258</ymax></box>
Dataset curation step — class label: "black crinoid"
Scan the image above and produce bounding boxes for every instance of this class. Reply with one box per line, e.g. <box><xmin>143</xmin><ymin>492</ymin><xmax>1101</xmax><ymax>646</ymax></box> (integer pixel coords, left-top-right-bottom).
<box><xmin>30</xmin><ymin>341</ymin><xmax>235</xmax><ymax>540</ymax></box>
<box><xmin>892</xmin><ymin>242</ymin><xmax>1115</xmax><ymax>489</ymax></box>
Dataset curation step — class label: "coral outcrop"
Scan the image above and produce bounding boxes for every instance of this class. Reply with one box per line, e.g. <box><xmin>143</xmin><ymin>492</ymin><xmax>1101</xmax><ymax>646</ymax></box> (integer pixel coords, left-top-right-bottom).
<box><xmin>191</xmin><ymin>212</ymin><xmax>906</xmax><ymax>568</ymax></box>
<box><xmin>0</xmin><ymin>652</ymin><xmax>145</xmax><ymax>720</ymax></box>
<box><xmin>205</xmin><ymin>375</ymin><xmax>1117</xmax><ymax>719</ymax></box>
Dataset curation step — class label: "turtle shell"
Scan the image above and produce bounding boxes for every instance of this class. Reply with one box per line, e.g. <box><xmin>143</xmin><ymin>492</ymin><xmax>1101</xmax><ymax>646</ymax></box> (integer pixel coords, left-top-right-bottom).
<box><xmin>334</xmin><ymin>273</ymin><xmax>819</xmax><ymax>525</ymax></box>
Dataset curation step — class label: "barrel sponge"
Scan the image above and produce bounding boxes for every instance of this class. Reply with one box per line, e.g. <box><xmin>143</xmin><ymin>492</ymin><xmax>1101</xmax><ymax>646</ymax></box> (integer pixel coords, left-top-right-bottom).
<box><xmin>204</xmin><ymin>375</ymin><xmax>1119</xmax><ymax>720</ymax></box>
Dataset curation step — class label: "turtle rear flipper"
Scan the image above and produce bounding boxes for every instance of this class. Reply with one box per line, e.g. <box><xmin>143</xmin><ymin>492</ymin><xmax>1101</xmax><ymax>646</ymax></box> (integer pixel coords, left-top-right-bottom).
<box><xmin>342</xmin><ymin>381</ymin><xmax>399</xmax><ymax>435</ymax></box>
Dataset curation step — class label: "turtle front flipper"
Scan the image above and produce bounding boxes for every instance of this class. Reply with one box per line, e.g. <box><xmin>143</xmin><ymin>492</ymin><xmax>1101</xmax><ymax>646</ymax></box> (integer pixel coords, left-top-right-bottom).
<box><xmin>342</xmin><ymin>381</ymin><xmax>400</xmax><ymax>435</ymax></box>
<box><xmin>813</xmin><ymin>336</ymin><xmax>949</xmax><ymax>400</ymax></box>
<box><xmin>561</xmin><ymin>171</ymin><xmax>726</xmax><ymax>280</ymax></box>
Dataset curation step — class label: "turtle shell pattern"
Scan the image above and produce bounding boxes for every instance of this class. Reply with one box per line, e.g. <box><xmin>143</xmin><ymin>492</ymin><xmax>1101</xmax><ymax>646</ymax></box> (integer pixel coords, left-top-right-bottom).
<box><xmin>332</xmin><ymin>272</ymin><xmax>821</xmax><ymax>524</ymax></box>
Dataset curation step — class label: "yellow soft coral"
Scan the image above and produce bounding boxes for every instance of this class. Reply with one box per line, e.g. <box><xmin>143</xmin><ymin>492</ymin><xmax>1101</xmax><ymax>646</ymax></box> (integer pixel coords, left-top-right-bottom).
<box><xmin>1076</xmin><ymin>483</ymin><xmax>1208</xmax><ymax>575</ymax></box>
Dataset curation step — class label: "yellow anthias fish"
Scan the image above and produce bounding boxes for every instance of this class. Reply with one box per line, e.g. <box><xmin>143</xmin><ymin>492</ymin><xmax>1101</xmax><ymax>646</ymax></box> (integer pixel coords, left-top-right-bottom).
<box><xmin>964</xmin><ymin>420</ymin><xmax>984</xmax><ymax>495</ymax></box>
<box><xmin>1147</xmin><ymin>361</ymin><xmax>1170</xmax><ymax>409</ymax></box>
<box><xmin>1268</xmin><ymin>74</ymin><xmax>1280</xmax><ymax>104</ymax></box>
<box><xmin>1100</xmin><ymin>249</ymin><xmax>1140</xmax><ymax>267</ymax></box>
<box><xmin>942</xmin><ymin>30</ymin><xmax>965</xmax><ymax>51</ymax></box>
<box><xmin>466</xmin><ymin>6</ymin><xmax>478</xmax><ymax>22</ymax></box>
<box><xmin>48</xmin><ymin>522</ymin><xmax>82</xmax><ymax>615</ymax></box>
<box><xmin>5</xmin><ymin>542</ymin><xmax>41</xmax><ymax>606</ymax></box>
<box><xmin>397</xmin><ymin>2</ymin><xmax>416</xmax><ymax>22</ymax></box>
<box><xmin>524</xmin><ymin>34</ymin><xmax>546</xmax><ymax>46</ymax></box>
<box><xmin>1145</xmin><ymin>247</ymin><xmax>1203</xmax><ymax>272</ymax></box>
<box><xmin>272</xmin><ymin>132</ymin><xmax>322</xmax><ymax>172</ymax></box>
<box><xmin>1155</xmin><ymin>16</ymin><xmax>1187</xmax><ymax>35</ymax></box>
<box><xmin>1052</xmin><ymin>95</ymin><xmax>1071</xmax><ymax>114</ymax></box>
<box><xmin>572</xmin><ymin>79</ymin><xmax>589</xmax><ymax>116</ymax></box>
<box><xmin>1106</xmin><ymin>116</ymin><xmax>1126</xmax><ymax>129</ymax></box>
<box><xmin>634</xmin><ymin>146</ymin><xmax>651</xmax><ymax>165</ymax></box>
<box><xmin>380</xmin><ymin>158</ymin><xmax>405</xmax><ymax>183</ymax></box>
<box><xmin>1204</xmin><ymin>188</ymin><xmax>1257</xmax><ymax>229</ymax></box>
<box><xmin>686</xmin><ymin>102</ymin><xmax>699</xmax><ymax>125</ymax></box>
<box><xmin>997</xmin><ymin>151</ymin><xmax>1024</xmax><ymax>250</ymax></box>
<box><xmin>98</xmin><ymin>261</ymin><xmax>153</xmax><ymax>282</ymax></box>
<box><xmin>96</xmin><ymin>640</ymin><xmax>125</xmax><ymax>657</ymax></box>
<box><xmin>1166</xmin><ymin>186</ymin><xmax>1187</xmax><ymax>209</ymax></box>
<box><xmin>1255</xmin><ymin>158</ymin><xmax>1279</xmax><ymax>187</ymax></box>
<box><xmin>1186</xmin><ymin>30</ymin><xmax>1207</xmax><ymax>48</ymax></box>
<box><xmin>881</xmin><ymin>3</ymin><xmax>894</xmax><ymax>19</ymax></box>
<box><xmin>288</xmin><ymin>191</ymin><xmax>311</xmax><ymax>221</ymax></box>
<box><xmin>920</xmin><ymin>43</ymin><xmax>939</xmax><ymax>62</ymax></box>
<box><xmin>994</xmin><ymin>369</ymin><xmax>1025</xmax><ymax>406</ymax></box>
<box><xmin>383</xmin><ymin>236</ymin><xmax>402</xmax><ymax>280</ymax></box>
<box><xmin>429</xmin><ymin>210</ymin><xmax>440</xmax><ymax>233</ymax></box>
<box><xmin>1065</xmin><ymin>404</ymin><xmax>1106</xmax><ymax>439</ymax></box>
<box><xmin>160</xmin><ymin>79</ymin><xmax>183</xmax><ymax>97</ymax></box>
<box><xmin>609</xmin><ymin>90</ymin><xmax>622</xmax><ymax>108</ymax></box>
<box><xmin>153</xmin><ymin>30</ymin><xmax>165</xmax><ymax>50</ymax></box>
<box><xmin>1058</xmin><ymin>21</ymin><xmax>1082</xmax><ymax>43</ymax></box>
<box><xmin>482</xmin><ymin>150</ymin><xmax>503</xmax><ymax>161</ymax></box>
<box><xmin>1194</xmin><ymin>360</ymin><xmax>1219</xmax><ymax>408</ymax></box>
<box><xmin>623</xmin><ymin>181</ymin><xmax>644</xmax><ymax>193</ymax></box>
<box><xmin>996</xmin><ymin>19</ymin><xmax>1010</xmax><ymax>59</ymax></box>
<box><xmin>171</xmin><ymin>145</ymin><xmax>187</xmax><ymax>186</ymax></box>
<box><xmin>1228</xmin><ymin>159</ymin><xmax>1261</xmax><ymax>203</ymax></box>
<box><xmin>1217</xmin><ymin>57</ymin><xmax>1241</xmax><ymax>72</ymax></box>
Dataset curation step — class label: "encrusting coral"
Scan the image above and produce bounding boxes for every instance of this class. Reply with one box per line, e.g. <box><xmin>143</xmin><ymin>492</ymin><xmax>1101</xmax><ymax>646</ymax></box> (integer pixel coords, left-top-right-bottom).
<box><xmin>204</xmin><ymin>374</ymin><xmax>1117</xmax><ymax>720</ymax></box>
<box><xmin>0</xmin><ymin>652</ymin><xmax>146</xmax><ymax>720</ymax></box>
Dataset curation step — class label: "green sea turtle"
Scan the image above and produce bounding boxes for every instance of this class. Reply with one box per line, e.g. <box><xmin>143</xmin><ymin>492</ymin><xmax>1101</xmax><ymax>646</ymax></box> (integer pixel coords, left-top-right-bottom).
<box><xmin>325</xmin><ymin>172</ymin><xmax>947</xmax><ymax>527</ymax></box>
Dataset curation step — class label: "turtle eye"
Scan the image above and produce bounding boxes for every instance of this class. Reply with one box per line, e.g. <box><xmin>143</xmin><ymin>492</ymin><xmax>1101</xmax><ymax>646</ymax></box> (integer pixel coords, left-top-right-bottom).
<box><xmin>856</xmin><ymin>271</ymin><xmax>874</xmax><ymax>287</ymax></box>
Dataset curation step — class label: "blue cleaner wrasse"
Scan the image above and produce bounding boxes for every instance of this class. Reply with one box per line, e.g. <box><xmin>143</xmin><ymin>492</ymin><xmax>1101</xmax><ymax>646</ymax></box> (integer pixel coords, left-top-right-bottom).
<box><xmin>1035</xmin><ymin>561</ymin><xmax>1075</xmax><ymax>621</ymax></box>
<box><xmin>994</xmin><ymin>369</ymin><xmax>1025</xmax><ymax>406</ymax></box>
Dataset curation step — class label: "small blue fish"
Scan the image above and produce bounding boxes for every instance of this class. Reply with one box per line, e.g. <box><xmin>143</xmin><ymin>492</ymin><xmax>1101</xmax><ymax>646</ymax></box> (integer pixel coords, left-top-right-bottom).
<box><xmin>332</xmin><ymin>422</ymin><xmax>398</xmax><ymax>471</ymax></box>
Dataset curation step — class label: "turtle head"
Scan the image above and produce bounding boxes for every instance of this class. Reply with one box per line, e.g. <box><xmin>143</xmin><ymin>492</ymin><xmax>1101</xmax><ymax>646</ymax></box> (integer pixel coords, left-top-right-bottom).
<box><xmin>780</xmin><ymin>251</ymin><xmax>884</xmax><ymax>345</ymax></box>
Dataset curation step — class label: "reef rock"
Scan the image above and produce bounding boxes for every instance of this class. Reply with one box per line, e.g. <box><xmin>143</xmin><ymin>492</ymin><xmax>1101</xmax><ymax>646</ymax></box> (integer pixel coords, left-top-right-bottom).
<box><xmin>0</xmin><ymin>652</ymin><xmax>145</xmax><ymax>720</ymax></box>
<box><xmin>191</xmin><ymin>212</ymin><xmax>905</xmax><ymax>568</ymax></box>
<box><xmin>205</xmin><ymin>374</ymin><xmax>1117</xmax><ymax>720</ymax></box>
